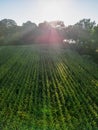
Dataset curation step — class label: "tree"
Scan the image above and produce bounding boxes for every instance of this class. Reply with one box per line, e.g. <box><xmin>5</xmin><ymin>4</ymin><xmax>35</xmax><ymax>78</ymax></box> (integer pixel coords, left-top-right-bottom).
<box><xmin>76</xmin><ymin>19</ymin><xmax>95</xmax><ymax>30</ymax></box>
<box><xmin>22</xmin><ymin>21</ymin><xmax>37</xmax><ymax>30</ymax></box>
<box><xmin>0</xmin><ymin>19</ymin><xmax>17</xmax><ymax>28</ymax></box>
<box><xmin>93</xmin><ymin>25</ymin><xmax>98</xmax><ymax>43</ymax></box>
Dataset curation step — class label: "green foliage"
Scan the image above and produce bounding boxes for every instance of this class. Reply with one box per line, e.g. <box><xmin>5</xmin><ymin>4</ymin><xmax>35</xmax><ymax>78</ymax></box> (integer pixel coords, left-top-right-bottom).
<box><xmin>0</xmin><ymin>45</ymin><xmax>98</xmax><ymax>130</ymax></box>
<box><xmin>0</xmin><ymin>18</ymin><xmax>97</xmax><ymax>54</ymax></box>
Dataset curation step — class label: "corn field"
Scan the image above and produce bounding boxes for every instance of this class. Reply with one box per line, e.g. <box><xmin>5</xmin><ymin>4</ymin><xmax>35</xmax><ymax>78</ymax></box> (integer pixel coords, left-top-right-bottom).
<box><xmin>0</xmin><ymin>44</ymin><xmax>98</xmax><ymax>130</ymax></box>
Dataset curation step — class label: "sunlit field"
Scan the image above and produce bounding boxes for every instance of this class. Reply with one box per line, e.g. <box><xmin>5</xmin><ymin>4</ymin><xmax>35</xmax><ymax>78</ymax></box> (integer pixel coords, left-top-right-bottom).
<box><xmin>0</xmin><ymin>44</ymin><xmax>98</xmax><ymax>130</ymax></box>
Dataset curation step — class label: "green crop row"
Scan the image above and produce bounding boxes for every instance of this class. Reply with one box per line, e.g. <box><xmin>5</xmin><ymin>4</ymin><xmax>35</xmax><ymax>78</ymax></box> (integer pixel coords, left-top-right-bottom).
<box><xmin>0</xmin><ymin>45</ymin><xmax>98</xmax><ymax>130</ymax></box>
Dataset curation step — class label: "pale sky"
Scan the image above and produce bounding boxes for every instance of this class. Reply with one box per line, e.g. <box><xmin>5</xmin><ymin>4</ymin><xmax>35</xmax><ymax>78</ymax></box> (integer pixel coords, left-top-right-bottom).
<box><xmin>0</xmin><ymin>0</ymin><xmax>98</xmax><ymax>26</ymax></box>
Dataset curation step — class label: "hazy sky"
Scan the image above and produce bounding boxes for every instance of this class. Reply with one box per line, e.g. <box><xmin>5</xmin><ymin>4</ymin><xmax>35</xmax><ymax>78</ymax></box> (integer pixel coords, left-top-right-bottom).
<box><xmin>0</xmin><ymin>0</ymin><xmax>98</xmax><ymax>26</ymax></box>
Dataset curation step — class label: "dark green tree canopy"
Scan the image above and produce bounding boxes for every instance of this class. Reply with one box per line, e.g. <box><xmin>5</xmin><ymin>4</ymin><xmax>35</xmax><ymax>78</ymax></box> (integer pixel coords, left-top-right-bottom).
<box><xmin>22</xmin><ymin>21</ymin><xmax>37</xmax><ymax>30</ymax></box>
<box><xmin>0</xmin><ymin>19</ymin><xmax>17</xmax><ymax>28</ymax></box>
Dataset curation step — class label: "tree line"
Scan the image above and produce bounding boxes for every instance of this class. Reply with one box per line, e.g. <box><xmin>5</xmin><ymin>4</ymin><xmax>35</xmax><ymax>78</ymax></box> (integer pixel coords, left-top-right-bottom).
<box><xmin>0</xmin><ymin>18</ymin><xmax>98</xmax><ymax>62</ymax></box>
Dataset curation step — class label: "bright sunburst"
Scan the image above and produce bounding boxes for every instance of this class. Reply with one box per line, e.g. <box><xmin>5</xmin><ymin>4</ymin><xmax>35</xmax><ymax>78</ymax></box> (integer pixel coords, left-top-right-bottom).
<box><xmin>37</xmin><ymin>0</ymin><xmax>70</xmax><ymax>22</ymax></box>
<box><xmin>42</xmin><ymin>1</ymin><xmax>63</xmax><ymax>20</ymax></box>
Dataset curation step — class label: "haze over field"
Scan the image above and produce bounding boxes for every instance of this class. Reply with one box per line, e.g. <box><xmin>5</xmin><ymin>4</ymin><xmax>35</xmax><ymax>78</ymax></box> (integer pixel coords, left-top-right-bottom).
<box><xmin>0</xmin><ymin>0</ymin><xmax>98</xmax><ymax>130</ymax></box>
<box><xmin>0</xmin><ymin>0</ymin><xmax>98</xmax><ymax>25</ymax></box>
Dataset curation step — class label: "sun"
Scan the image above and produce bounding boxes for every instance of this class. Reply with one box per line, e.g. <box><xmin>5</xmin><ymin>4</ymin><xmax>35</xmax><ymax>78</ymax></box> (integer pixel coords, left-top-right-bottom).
<box><xmin>37</xmin><ymin>0</ymin><xmax>69</xmax><ymax>22</ymax></box>
<box><xmin>43</xmin><ymin>1</ymin><xmax>62</xmax><ymax>20</ymax></box>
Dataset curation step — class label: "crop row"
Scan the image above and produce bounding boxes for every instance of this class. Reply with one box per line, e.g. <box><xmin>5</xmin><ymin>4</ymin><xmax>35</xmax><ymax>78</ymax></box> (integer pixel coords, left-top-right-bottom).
<box><xmin>0</xmin><ymin>45</ymin><xmax>98</xmax><ymax>130</ymax></box>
